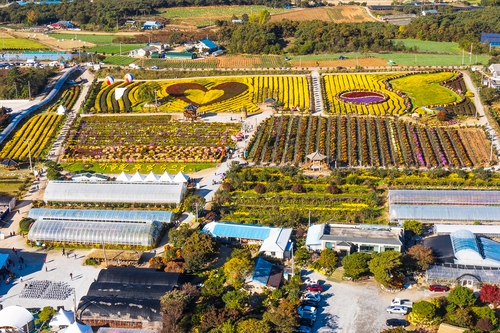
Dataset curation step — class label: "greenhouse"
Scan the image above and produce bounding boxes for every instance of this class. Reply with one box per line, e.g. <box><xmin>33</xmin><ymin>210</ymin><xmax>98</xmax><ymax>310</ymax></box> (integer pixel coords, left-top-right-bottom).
<box><xmin>389</xmin><ymin>205</ymin><xmax>500</xmax><ymax>223</ymax></box>
<box><xmin>28</xmin><ymin>208</ymin><xmax>174</xmax><ymax>224</ymax></box>
<box><xmin>43</xmin><ymin>181</ymin><xmax>187</xmax><ymax>204</ymax></box>
<box><xmin>27</xmin><ymin>219</ymin><xmax>164</xmax><ymax>247</ymax></box>
<box><xmin>388</xmin><ymin>190</ymin><xmax>500</xmax><ymax>206</ymax></box>
<box><xmin>426</xmin><ymin>264</ymin><xmax>500</xmax><ymax>286</ymax></box>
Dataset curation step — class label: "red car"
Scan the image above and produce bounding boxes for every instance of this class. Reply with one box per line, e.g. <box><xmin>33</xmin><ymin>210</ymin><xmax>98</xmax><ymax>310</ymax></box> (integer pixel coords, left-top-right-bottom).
<box><xmin>306</xmin><ymin>284</ymin><xmax>323</xmax><ymax>293</ymax></box>
<box><xmin>429</xmin><ymin>284</ymin><xmax>449</xmax><ymax>292</ymax></box>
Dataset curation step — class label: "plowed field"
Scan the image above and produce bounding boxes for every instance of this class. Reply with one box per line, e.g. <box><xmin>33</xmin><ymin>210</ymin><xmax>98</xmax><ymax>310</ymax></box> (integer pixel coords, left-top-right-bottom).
<box><xmin>269</xmin><ymin>6</ymin><xmax>375</xmax><ymax>23</ymax></box>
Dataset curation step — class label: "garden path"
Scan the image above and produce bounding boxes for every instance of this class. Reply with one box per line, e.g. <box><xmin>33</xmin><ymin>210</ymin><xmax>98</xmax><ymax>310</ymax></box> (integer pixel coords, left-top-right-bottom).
<box><xmin>311</xmin><ymin>70</ymin><xmax>324</xmax><ymax>113</ymax></box>
<box><xmin>462</xmin><ymin>71</ymin><xmax>500</xmax><ymax>165</ymax></box>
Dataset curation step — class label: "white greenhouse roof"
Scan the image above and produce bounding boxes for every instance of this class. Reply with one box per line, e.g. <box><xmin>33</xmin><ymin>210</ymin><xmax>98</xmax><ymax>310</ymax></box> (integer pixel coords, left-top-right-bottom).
<box><xmin>28</xmin><ymin>220</ymin><xmax>164</xmax><ymax>247</ymax></box>
<box><xmin>0</xmin><ymin>306</ymin><xmax>33</xmax><ymax>328</ymax></box>
<box><xmin>43</xmin><ymin>181</ymin><xmax>186</xmax><ymax>204</ymax></box>
<box><xmin>435</xmin><ymin>224</ymin><xmax>500</xmax><ymax>236</ymax></box>
<box><xmin>390</xmin><ymin>205</ymin><xmax>500</xmax><ymax>223</ymax></box>
<box><xmin>28</xmin><ymin>208</ymin><xmax>174</xmax><ymax>223</ymax></box>
<box><xmin>450</xmin><ymin>229</ymin><xmax>500</xmax><ymax>267</ymax></box>
<box><xmin>388</xmin><ymin>190</ymin><xmax>500</xmax><ymax>206</ymax></box>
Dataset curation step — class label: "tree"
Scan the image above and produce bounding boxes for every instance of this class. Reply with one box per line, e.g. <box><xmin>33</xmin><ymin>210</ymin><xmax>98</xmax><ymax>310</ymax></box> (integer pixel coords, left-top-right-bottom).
<box><xmin>264</xmin><ymin>299</ymin><xmax>298</xmax><ymax>333</ymax></box>
<box><xmin>448</xmin><ymin>286</ymin><xmax>476</xmax><ymax>308</ymax></box>
<box><xmin>184</xmin><ymin>194</ymin><xmax>206</xmax><ymax>215</ymax></box>
<box><xmin>368</xmin><ymin>251</ymin><xmax>403</xmax><ymax>287</ymax></box>
<box><xmin>408</xmin><ymin>301</ymin><xmax>437</xmax><ymax>326</ymax></box>
<box><xmin>405</xmin><ymin>244</ymin><xmax>435</xmax><ymax>271</ymax></box>
<box><xmin>254</xmin><ymin>183</ymin><xmax>266</xmax><ymax>194</ymax></box>
<box><xmin>161</xmin><ymin>290</ymin><xmax>190</xmax><ymax>333</ymax></box>
<box><xmin>314</xmin><ymin>248</ymin><xmax>337</xmax><ymax>274</ymax></box>
<box><xmin>202</xmin><ymin>268</ymin><xmax>225</xmax><ymax>298</ymax></box>
<box><xmin>257</xmin><ymin>9</ymin><xmax>270</xmax><ymax>25</ymax></box>
<box><xmin>291</xmin><ymin>184</ymin><xmax>304</xmax><ymax>193</ymax></box>
<box><xmin>168</xmin><ymin>224</ymin><xmax>197</xmax><ymax>248</ymax></box>
<box><xmin>224</xmin><ymin>255</ymin><xmax>254</xmax><ymax>289</ymax></box>
<box><xmin>403</xmin><ymin>220</ymin><xmax>423</xmax><ymax>235</ymax></box>
<box><xmin>327</xmin><ymin>183</ymin><xmax>341</xmax><ymax>194</ymax></box>
<box><xmin>183</xmin><ymin>232</ymin><xmax>217</xmax><ymax>273</ymax></box>
<box><xmin>477</xmin><ymin>318</ymin><xmax>494</xmax><ymax>332</ymax></box>
<box><xmin>37</xmin><ymin>306</ymin><xmax>56</xmax><ymax>324</ymax></box>
<box><xmin>295</xmin><ymin>247</ymin><xmax>310</xmax><ymax>264</ymax></box>
<box><xmin>222</xmin><ymin>290</ymin><xmax>247</xmax><ymax>311</ymax></box>
<box><xmin>26</xmin><ymin>9</ymin><xmax>38</xmax><ymax>25</ymax></box>
<box><xmin>342</xmin><ymin>252</ymin><xmax>371</xmax><ymax>280</ymax></box>
<box><xmin>479</xmin><ymin>284</ymin><xmax>500</xmax><ymax>307</ymax></box>
<box><xmin>448</xmin><ymin>307</ymin><xmax>474</xmax><ymax>328</ymax></box>
<box><xmin>237</xmin><ymin>318</ymin><xmax>270</xmax><ymax>333</ymax></box>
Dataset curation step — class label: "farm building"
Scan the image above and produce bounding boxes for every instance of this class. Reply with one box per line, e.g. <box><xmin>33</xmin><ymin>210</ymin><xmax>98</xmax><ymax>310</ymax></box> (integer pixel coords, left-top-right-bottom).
<box><xmin>422</xmin><ymin>9</ymin><xmax>438</xmax><ymax>15</ymax></box>
<box><xmin>426</xmin><ymin>263</ymin><xmax>500</xmax><ymax>288</ymax></box>
<box><xmin>71</xmin><ymin>172</ymin><xmax>109</xmax><ymax>182</ymax></box>
<box><xmin>196</xmin><ymin>39</ymin><xmax>219</xmax><ymax>54</ymax></box>
<box><xmin>77</xmin><ymin>267</ymin><xmax>195</xmax><ymax>329</ymax></box>
<box><xmin>0</xmin><ymin>306</ymin><xmax>35</xmax><ymax>333</ymax></box>
<box><xmin>43</xmin><ymin>181</ymin><xmax>187</xmax><ymax>204</ymax></box>
<box><xmin>164</xmin><ymin>52</ymin><xmax>197</xmax><ymax>60</ymax></box>
<box><xmin>250</xmin><ymin>258</ymin><xmax>283</xmax><ymax>288</ymax></box>
<box><xmin>388</xmin><ymin>189</ymin><xmax>500</xmax><ymax>224</ymax></box>
<box><xmin>481</xmin><ymin>33</ymin><xmax>500</xmax><ymax>47</ymax></box>
<box><xmin>142</xmin><ymin>21</ymin><xmax>163</xmax><ymax>30</ymax></box>
<box><xmin>489</xmin><ymin>64</ymin><xmax>500</xmax><ymax>77</ymax></box>
<box><xmin>27</xmin><ymin>208</ymin><xmax>169</xmax><ymax>248</ymax></box>
<box><xmin>305</xmin><ymin>224</ymin><xmax>404</xmax><ymax>254</ymax></box>
<box><xmin>0</xmin><ymin>196</ymin><xmax>16</xmax><ymax>220</ymax></box>
<box><xmin>202</xmin><ymin>222</ymin><xmax>292</xmax><ymax>259</ymax></box>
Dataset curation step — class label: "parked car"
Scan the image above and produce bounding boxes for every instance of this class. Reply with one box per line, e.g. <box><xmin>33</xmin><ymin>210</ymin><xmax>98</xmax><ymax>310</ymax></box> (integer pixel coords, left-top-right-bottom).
<box><xmin>429</xmin><ymin>284</ymin><xmax>449</xmax><ymax>292</ymax></box>
<box><xmin>386</xmin><ymin>319</ymin><xmax>409</xmax><ymax>327</ymax></box>
<box><xmin>299</xmin><ymin>311</ymin><xmax>316</xmax><ymax>322</ymax></box>
<box><xmin>297</xmin><ymin>305</ymin><xmax>317</xmax><ymax>317</ymax></box>
<box><xmin>391</xmin><ymin>298</ymin><xmax>413</xmax><ymax>308</ymax></box>
<box><xmin>301</xmin><ymin>293</ymin><xmax>321</xmax><ymax>303</ymax></box>
<box><xmin>150</xmin><ymin>66</ymin><xmax>159</xmax><ymax>70</ymax></box>
<box><xmin>386</xmin><ymin>306</ymin><xmax>408</xmax><ymax>315</ymax></box>
<box><xmin>301</xmin><ymin>300</ymin><xmax>318</xmax><ymax>308</ymax></box>
<box><xmin>304</xmin><ymin>278</ymin><xmax>318</xmax><ymax>285</ymax></box>
<box><xmin>293</xmin><ymin>326</ymin><xmax>311</xmax><ymax>333</ymax></box>
<box><xmin>306</xmin><ymin>284</ymin><xmax>322</xmax><ymax>293</ymax></box>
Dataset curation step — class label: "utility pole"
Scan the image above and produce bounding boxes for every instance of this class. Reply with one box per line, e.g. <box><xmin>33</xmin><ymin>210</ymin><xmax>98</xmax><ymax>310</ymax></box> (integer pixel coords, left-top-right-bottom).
<box><xmin>28</xmin><ymin>81</ymin><xmax>31</xmax><ymax>100</ymax></box>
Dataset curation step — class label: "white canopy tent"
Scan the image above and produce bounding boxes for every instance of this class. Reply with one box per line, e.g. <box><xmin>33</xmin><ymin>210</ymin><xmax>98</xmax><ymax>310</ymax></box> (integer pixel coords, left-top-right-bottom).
<box><xmin>65</xmin><ymin>321</ymin><xmax>92</xmax><ymax>333</ymax></box>
<box><xmin>173</xmin><ymin>171</ymin><xmax>189</xmax><ymax>183</ymax></box>
<box><xmin>49</xmin><ymin>308</ymin><xmax>74</xmax><ymax>327</ymax></box>
<box><xmin>129</xmin><ymin>171</ymin><xmax>145</xmax><ymax>182</ymax></box>
<box><xmin>0</xmin><ymin>306</ymin><xmax>34</xmax><ymax>332</ymax></box>
<box><xmin>116</xmin><ymin>171</ymin><xmax>131</xmax><ymax>182</ymax></box>
<box><xmin>144</xmin><ymin>171</ymin><xmax>159</xmax><ymax>182</ymax></box>
<box><xmin>159</xmin><ymin>171</ymin><xmax>174</xmax><ymax>182</ymax></box>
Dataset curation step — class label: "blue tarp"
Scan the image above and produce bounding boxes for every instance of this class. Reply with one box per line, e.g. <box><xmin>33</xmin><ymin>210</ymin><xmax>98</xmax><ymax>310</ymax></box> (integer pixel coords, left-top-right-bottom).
<box><xmin>212</xmin><ymin>223</ymin><xmax>271</xmax><ymax>240</ymax></box>
<box><xmin>252</xmin><ymin>258</ymin><xmax>273</xmax><ymax>285</ymax></box>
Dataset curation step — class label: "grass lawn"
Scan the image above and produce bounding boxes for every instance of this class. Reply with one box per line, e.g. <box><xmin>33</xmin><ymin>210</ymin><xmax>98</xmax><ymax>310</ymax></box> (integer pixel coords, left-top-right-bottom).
<box><xmin>62</xmin><ymin>162</ymin><xmax>215</xmax><ymax>174</ymax></box>
<box><xmin>50</xmin><ymin>33</ymin><xmax>124</xmax><ymax>44</ymax></box>
<box><xmin>102</xmin><ymin>56</ymin><xmax>136</xmax><ymax>65</ymax></box>
<box><xmin>391</xmin><ymin>72</ymin><xmax>459</xmax><ymax>108</ymax></box>
<box><xmin>88</xmin><ymin>44</ymin><xmax>145</xmax><ymax>54</ymax></box>
<box><xmin>0</xmin><ymin>38</ymin><xmax>49</xmax><ymax>50</ymax></box>
<box><xmin>376</xmin><ymin>52</ymin><xmax>490</xmax><ymax>66</ymax></box>
<box><xmin>160</xmin><ymin>5</ymin><xmax>287</xmax><ymax>27</ymax></box>
<box><xmin>143</xmin><ymin>59</ymin><xmax>218</xmax><ymax>69</ymax></box>
<box><xmin>392</xmin><ymin>39</ymin><xmax>461</xmax><ymax>54</ymax></box>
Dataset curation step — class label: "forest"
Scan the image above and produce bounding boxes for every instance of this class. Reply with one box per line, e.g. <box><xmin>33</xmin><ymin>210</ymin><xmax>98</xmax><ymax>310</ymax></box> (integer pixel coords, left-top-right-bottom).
<box><xmin>0</xmin><ymin>67</ymin><xmax>55</xmax><ymax>100</ymax></box>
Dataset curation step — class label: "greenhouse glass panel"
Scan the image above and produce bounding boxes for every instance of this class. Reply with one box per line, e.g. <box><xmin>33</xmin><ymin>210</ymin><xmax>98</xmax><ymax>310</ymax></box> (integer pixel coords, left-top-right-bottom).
<box><xmin>450</xmin><ymin>230</ymin><xmax>480</xmax><ymax>253</ymax></box>
<box><xmin>389</xmin><ymin>205</ymin><xmax>500</xmax><ymax>223</ymax></box>
<box><xmin>27</xmin><ymin>220</ymin><xmax>163</xmax><ymax>247</ymax></box>
<box><xmin>28</xmin><ymin>208</ymin><xmax>174</xmax><ymax>223</ymax></box>
<box><xmin>426</xmin><ymin>264</ymin><xmax>500</xmax><ymax>284</ymax></box>
<box><xmin>388</xmin><ymin>190</ymin><xmax>500</xmax><ymax>206</ymax></box>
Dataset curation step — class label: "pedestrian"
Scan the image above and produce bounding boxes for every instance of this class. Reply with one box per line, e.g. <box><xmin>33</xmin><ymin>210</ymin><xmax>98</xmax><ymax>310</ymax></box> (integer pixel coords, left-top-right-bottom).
<box><xmin>62</xmin><ymin>248</ymin><xmax>65</xmax><ymax>256</ymax></box>
<box><xmin>24</xmin><ymin>283</ymin><xmax>27</xmax><ymax>288</ymax></box>
<box><xmin>70</xmin><ymin>273</ymin><xmax>73</xmax><ymax>280</ymax></box>
<box><xmin>45</xmin><ymin>267</ymin><xmax>47</xmax><ymax>272</ymax></box>
<box><xmin>74</xmin><ymin>254</ymin><xmax>76</xmax><ymax>259</ymax></box>
<box><xmin>66</xmin><ymin>253</ymin><xmax>69</xmax><ymax>258</ymax></box>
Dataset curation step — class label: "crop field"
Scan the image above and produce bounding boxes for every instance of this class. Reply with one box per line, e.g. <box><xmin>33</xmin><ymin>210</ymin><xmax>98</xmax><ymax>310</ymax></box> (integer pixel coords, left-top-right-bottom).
<box><xmin>160</xmin><ymin>5</ymin><xmax>287</xmax><ymax>27</ymax></box>
<box><xmin>86</xmin><ymin>75</ymin><xmax>310</xmax><ymax>114</ymax></box>
<box><xmin>0</xmin><ymin>38</ymin><xmax>49</xmax><ymax>50</ymax></box>
<box><xmin>269</xmin><ymin>6</ymin><xmax>374</xmax><ymax>23</ymax></box>
<box><xmin>49</xmin><ymin>33</ymin><xmax>120</xmax><ymax>44</ymax></box>
<box><xmin>247</xmin><ymin>115</ymin><xmax>495</xmax><ymax>168</ymax></box>
<box><xmin>103</xmin><ymin>56</ymin><xmax>137</xmax><ymax>65</ymax></box>
<box><xmin>88</xmin><ymin>44</ymin><xmax>145</xmax><ymax>54</ymax></box>
<box><xmin>63</xmin><ymin>115</ymin><xmax>240</xmax><ymax>164</ymax></box>
<box><xmin>323</xmin><ymin>71</ymin><xmax>475</xmax><ymax>116</ymax></box>
<box><xmin>375</xmin><ymin>52</ymin><xmax>490</xmax><ymax>66</ymax></box>
<box><xmin>143</xmin><ymin>59</ymin><xmax>218</xmax><ymax>69</ymax></box>
<box><xmin>391</xmin><ymin>39</ymin><xmax>461</xmax><ymax>54</ymax></box>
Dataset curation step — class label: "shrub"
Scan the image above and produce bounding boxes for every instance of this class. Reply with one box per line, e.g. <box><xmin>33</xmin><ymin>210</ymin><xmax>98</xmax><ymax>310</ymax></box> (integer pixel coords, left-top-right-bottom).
<box><xmin>291</xmin><ymin>184</ymin><xmax>304</xmax><ymax>193</ymax></box>
<box><xmin>221</xmin><ymin>182</ymin><xmax>234</xmax><ymax>192</ymax></box>
<box><xmin>254</xmin><ymin>183</ymin><xmax>266</xmax><ymax>194</ymax></box>
<box><xmin>327</xmin><ymin>183</ymin><xmax>341</xmax><ymax>194</ymax></box>
<box><xmin>267</xmin><ymin>182</ymin><xmax>282</xmax><ymax>193</ymax></box>
<box><xmin>85</xmin><ymin>258</ymin><xmax>99</xmax><ymax>265</ymax></box>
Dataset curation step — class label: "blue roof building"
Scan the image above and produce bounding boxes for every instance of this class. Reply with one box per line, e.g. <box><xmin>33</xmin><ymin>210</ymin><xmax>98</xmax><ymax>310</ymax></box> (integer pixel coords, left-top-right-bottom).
<box><xmin>251</xmin><ymin>258</ymin><xmax>283</xmax><ymax>288</ymax></box>
<box><xmin>481</xmin><ymin>33</ymin><xmax>500</xmax><ymax>47</ymax></box>
<box><xmin>197</xmin><ymin>39</ymin><xmax>219</xmax><ymax>53</ymax></box>
<box><xmin>142</xmin><ymin>21</ymin><xmax>163</xmax><ymax>30</ymax></box>
<box><xmin>202</xmin><ymin>222</ymin><xmax>292</xmax><ymax>258</ymax></box>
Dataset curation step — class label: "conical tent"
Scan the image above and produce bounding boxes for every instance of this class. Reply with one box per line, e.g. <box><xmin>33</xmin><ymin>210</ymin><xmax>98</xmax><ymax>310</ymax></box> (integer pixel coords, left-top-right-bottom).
<box><xmin>49</xmin><ymin>308</ymin><xmax>74</xmax><ymax>327</ymax></box>
<box><xmin>144</xmin><ymin>171</ymin><xmax>159</xmax><ymax>182</ymax></box>
<box><xmin>116</xmin><ymin>171</ymin><xmax>131</xmax><ymax>182</ymax></box>
<box><xmin>129</xmin><ymin>171</ymin><xmax>145</xmax><ymax>182</ymax></box>
<box><xmin>306</xmin><ymin>151</ymin><xmax>327</xmax><ymax>161</ymax></box>
<box><xmin>173</xmin><ymin>171</ymin><xmax>189</xmax><ymax>183</ymax></box>
<box><xmin>65</xmin><ymin>321</ymin><xmax>92</xmax><ymax>333</ymax></box>
<box><xmin>159</xmin><ymin>171</ymin><xmax>174</xmax><ymax>182</ymax></box>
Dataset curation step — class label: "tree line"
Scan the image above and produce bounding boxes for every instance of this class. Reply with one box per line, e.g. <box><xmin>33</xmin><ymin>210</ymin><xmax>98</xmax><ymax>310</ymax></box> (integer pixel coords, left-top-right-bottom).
<box><xmin>0</xmin><ymin>67</ymin><xmax>55</xmax><ymax>100</ymax></box>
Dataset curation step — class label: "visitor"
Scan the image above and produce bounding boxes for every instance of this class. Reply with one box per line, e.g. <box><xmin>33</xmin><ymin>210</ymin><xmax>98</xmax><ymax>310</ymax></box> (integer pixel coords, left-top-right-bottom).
<box><xmin>70</xmin><ymin>273</ymin><xmax>73</xmax><ymax>280</ymax></box>
<box><xmin>62</xmin><ymin>248</ymin><xmax>65</xmax><ymax>256</ymax></box>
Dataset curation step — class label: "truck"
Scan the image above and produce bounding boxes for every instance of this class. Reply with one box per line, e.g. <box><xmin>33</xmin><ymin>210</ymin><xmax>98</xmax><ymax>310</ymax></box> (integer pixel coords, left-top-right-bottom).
<box><xmin>391</xmin><ymin>298</ymin><xmax>413</xmax><ymax>308</ymax></box>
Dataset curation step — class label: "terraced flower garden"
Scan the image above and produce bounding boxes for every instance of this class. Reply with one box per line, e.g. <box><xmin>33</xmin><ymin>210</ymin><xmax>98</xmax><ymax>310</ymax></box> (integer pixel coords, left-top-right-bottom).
<box><xmin>247</xmin><ymin>115</ymin><xmax>495</xmax><ymax>168</ymax></box>
<box><xmin>86</xmin><ymin>75</ymin><xmax>311</xmax><ymax>114</ymax></box>
<box><xmin>323</xmin><ymin>71</ymin><xmax>476</xmax><ymax>116</ymax></box>
<box><xmin>62</xmin><ymin>115</ymin><xmax>241</xmax><ymax>164</ymax></box>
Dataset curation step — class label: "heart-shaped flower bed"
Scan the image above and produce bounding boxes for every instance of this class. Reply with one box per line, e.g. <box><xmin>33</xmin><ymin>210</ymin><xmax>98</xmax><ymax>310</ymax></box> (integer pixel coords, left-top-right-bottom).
<box><xmin>166</xmin><ymin>82</ymin><xmax>248</xmax><ymax>106</ymax></box>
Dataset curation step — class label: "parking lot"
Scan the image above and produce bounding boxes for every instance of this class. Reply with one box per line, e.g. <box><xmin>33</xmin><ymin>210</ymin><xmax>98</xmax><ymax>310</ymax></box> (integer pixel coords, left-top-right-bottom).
<box><xmin>300</xmin><ymin>271</ymin><xmax>439</xmax><ymax>333</ymax></box>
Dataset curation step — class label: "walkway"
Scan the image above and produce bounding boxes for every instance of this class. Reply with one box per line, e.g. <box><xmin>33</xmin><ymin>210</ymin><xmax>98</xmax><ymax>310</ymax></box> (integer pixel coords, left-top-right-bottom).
<box><xmin>311</xmin><ymin>70</ymin><xmax>324</xmax><ymax>113</ymax></box>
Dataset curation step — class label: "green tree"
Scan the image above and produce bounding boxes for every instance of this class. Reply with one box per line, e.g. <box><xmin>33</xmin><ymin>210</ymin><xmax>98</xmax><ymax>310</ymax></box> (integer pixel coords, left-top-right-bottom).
<box><xmin>403</xmin><ymin>220</ymin><xmax>423</xmax><ymax>235</ymax></box>
<box><xmin>368</xmin><ymin>251</ymin><xmax>403</xmax><ymax>287</ymax></box>
<box><xmin>168</xmin><ymin>224</ymin><xmax>197</xmax><ymax>248</ymax></box>
<box><xmin>237</xmin><ymin>318</ymin><xmax>270</xmax><ymax>333</ymax></box>
<box><xmin>294</xmin><ymin>247</ymin><xmax>310</xmax><ymax>264</ymax></box>
<box><xmin>448</xmin><ymin>307</ymin><xmax>475</xmax><ymax>328</ymax></box>
<box><xmin>223</xmin><ymin>255</ymin><xmax>254</xmax><ymax>289</ymax></box>
<box><xmin>183</xmin><ymin>232</ymin><xmax>217</xmax><ymax>273</ymax></box>
<box><xmin>342</xmin><ymin>252</ymin><xmax>371</xmax><ymax>280</ymax></box>
<box><xmin>448</xmin><ymin>286</ymin><xmax>476</xmax><ymax>308</ymax></box>
<box><xmin>184</xmin><ymin>194</ymin><xmax>206</xmax><ymax>215</ymax></box>
<box><xmin>36</xmin><ymin>306</ymin><xmax>56</xmax><ymax>324</ymax></box>
<box><xmin>222</xmin><ymin>290</ymin><xmax>247</xmax><ymax>311</ymax></box>
<box><xmin>202</xmin><ymin>268</ymin><xmax>225</xmax><ymax>297</ymax></box>
<box><xmin>408</xmin><ymin>301</ymin><xmax>437</xmax><ymax>326</ymax></box>
<box><xmin>314</xmin><ymin>248</ymin><xmax>337</xmax><ymax>273</ymax></box>
<box><xmin>472</xmin><ymin>306</ymin><xmax>498</xmax><ymax>327</ymax></box>
<box><xmin>264</xmin><ymin>299</ymin><xmax>298</xmax><ymax>333</ymax></box>
<box><xmin>258</xmin><ymin>9</ymin><xmax>270</xmax><ymax>25</ymax></box>
<box><xmin>404</xmin><ymin>244</ymin><xmax>435</xmax><ymax>271</ymax></box>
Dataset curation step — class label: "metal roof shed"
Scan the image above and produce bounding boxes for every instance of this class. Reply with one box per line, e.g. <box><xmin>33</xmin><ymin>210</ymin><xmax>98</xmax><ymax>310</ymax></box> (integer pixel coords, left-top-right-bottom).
<box><xmin>165</xmin><ymin>52</ymin><xmax>196</xmax><ymax>60</ymax></box>
<box><xmin>388</xmin><ymin>189</ymin><xmax>500</xmax><ymax>206</ymax></box>
<box><xmin>43</xmin><ymin>181</ymin><xmax>187</xmax><ymax>204</ymax></box>
<box><xmin>390</xmin><ymin>205</ymin><xmax>500</xmax><ymax>223</ymax></box>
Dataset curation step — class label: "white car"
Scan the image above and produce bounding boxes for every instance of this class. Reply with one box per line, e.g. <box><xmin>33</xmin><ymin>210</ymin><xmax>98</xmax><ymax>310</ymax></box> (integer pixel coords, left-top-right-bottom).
<box><xmin>386</xmin><ymin>306</ymin><xmax>408</xmax><ymax>315</ymax></box>
<box><xmin>301</xmin><ymin>293</ymin><xmax>321</xmax><ymax>303</ymax></box>
<box><xmin>304</xmin><ymin>278</ymin><xmax>318</xmax><ymax>285</ymax></box>
<box><xmin>297</xmin><ymin>305</ymin><xmax>317</xmax><ymax>317</ymax></box>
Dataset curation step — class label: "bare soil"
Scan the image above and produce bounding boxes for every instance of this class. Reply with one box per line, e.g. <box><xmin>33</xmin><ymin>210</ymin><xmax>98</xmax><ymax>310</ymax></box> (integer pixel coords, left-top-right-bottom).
<box><xmin>291</xmin><ymin>57</ymin><xmax>388</xmax><ymax>68</ymax></box>
<box><xmin>9</xmin><ymin>31</ymin><xmax>95</xmax><ymax>51</ymax></box>
<box><xmin>269</xmin><ymin>6</ymin><xmax>375</xmax><ymax>23</ymax></box>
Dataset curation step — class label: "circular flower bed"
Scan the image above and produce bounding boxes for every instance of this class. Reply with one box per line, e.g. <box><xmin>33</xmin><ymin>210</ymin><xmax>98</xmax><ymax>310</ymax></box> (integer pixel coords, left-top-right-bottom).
<box><xmin>337</xmin><ymin>90</ymin><xmax>388</xmax><ymax>104</ymax></box>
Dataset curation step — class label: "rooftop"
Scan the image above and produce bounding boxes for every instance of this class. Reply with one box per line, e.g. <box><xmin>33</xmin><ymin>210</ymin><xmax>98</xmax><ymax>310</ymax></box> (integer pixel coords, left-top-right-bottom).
<box><xmin>390</xmin><ymin>205</ymin><xmax>500</xmax><ymax>222</ymax></box>
<box><xmin>388</xmin><ymin>189</ymin><xmax>500</xmax><ymax>206</ymax></box>
<box><xmin>319</xmin><ymin>224</ymin><xmax>403</xmax><ymax>246</ymax></box>
<box><xmin>481</xmin><ymin>33</ymin><xmax>500</xmax><ymax>44</ymax></box>
<box><xmin>199</xmin><ymin>38</ymin><xmax>218</xmax><ymax>49</ymax></box>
